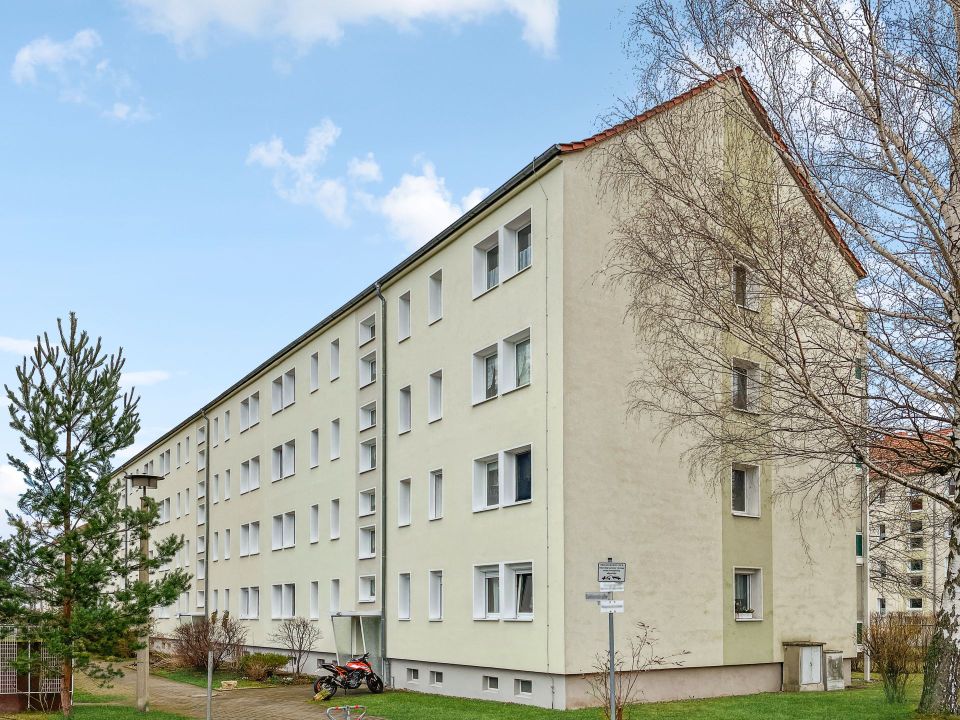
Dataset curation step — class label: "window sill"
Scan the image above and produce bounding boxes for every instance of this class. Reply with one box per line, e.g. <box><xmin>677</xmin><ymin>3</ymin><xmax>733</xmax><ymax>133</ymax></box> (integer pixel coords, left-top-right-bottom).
<box><xmin>358</xmin><ymin>598</ymin><xmax>376</xmax><ymax>604</ymax></box>
<box><xmin>501</xmin><ymin>382</ymin><xmax>530</xmax><ymax>397</ymax></box>
<box><xmin>398</xmin><ymin>335</ymin><xmax>411</xmax><ymax>344</ymax></box>
<box><xmin>359</xmin><ymin>380</ymin><xmax>377</xmax><ymax>389</ymax></box>
<box><xmin>736</xmin><ymin>303</ymin><xmax>760</xmax><ymax>313</ymax></box>
<box><xmin>428</xmin><ymin>416</ymin><xmax>442</xmax><ymax>424</ymax></box>
<box><xmin>330</xmin><ymin>375</ymin><xmax>340</xmax><ymax>383</ymax></box>
<box><xmin>358</xmin><ymin>554</ymin><xmax>376</xmax><ymax>561</ymax></box>
<box><xmin>734</xmin><ymin>616</ymin><xmax>762</xmax><ymax>622</ymax></box>
<box><xmin>474</xmin><ymin>617</ymin><xmax>499</xmax><ymax>622</ymax></box>
<box><xmin>398</xmin><ymin>521</ymin><xmax>410</xmax><ymax>528</ymax></box>
<box><xmin>359</xmin><ymin>467</ymin><xmax>377</xmax><ymax>475</ymax></box>
<box><xmin>472</xmin><ymin>395</ymin><xmax>498</xmax><ymax>407</ymax></box>
<box><xmin>473</xmin><ymin>285</ymin><xmax>499</xmax><ymax>301</ymax></box>
<box><xmin>503</xmin><ymin>264</ymin><xmax>533</xmax><ymax>284</ymax></box>
<box><xmin>503</xmin><ymin>617</ymin><xmax>534</xmax><ymax>623</ymax></box>
<box><xmin>731</xmin><ymin>407</ymin><xmax>760</xmax><ymax>416</ymax></box>
<box><xmin>504</xmin><ymin>499</ymin><xmax>533</xmax><ymax>509</ymax></box>
<box><xmin>399</xmin><ymin>617</ymin><xmax>411</xmax><ymax>622</ymax></box>
<box><xmin>358</xmin><ymin>511</ymin><xmax>375</xmax><ymax>518</ymax></box>
<box><xmin>329</xmin><ymin>536</ymin><xmax>340</xmax><ymax>541</ymax></box>
<box><xmin>473</xmin><ymin>505</ymin><xmax>498</xmax><ymax>514</ymax></box>
<box><xmin>360</xmin><ymin>424</ymin><xmax>376</xmax><ymax>433</ymax></box>
<box><xmin>731</xmin><ymin>511</ymin><xmax>760</xmax><ymax>519</ymax></box>
<box><xmin>330</xmin><ymin>455</ymin><xmax>341</xmax><ymax>462</ymax></box>
<box><xmin>398</xmin><ymin>428</ymin><xmax>411</xmax><ymax>436</ymax></box>
<box><xmin>428</xmin><ymin>515</ymin><xmax>442</xmax><ymax>522</ymax></box>
<box><xmin>358</xmin><ymin>337</ymin><xmax>376</xmax><ymax>350</ymax></box>
<box><xmin>428</xmin><ymin>316</ymin><xmax>442</xmax><ymax>326</ymax></box>
<box><xmin>428</xmin><ymin>618</ymin><xmax>443</xmax><ymax>623</ymax></box>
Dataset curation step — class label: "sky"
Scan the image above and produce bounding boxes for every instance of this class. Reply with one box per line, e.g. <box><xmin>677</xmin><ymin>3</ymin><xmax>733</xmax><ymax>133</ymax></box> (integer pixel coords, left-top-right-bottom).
<box><xmin>0</xmin><ymin>0</ymin><xmax>637</xmax><ymax>534</ymax></box>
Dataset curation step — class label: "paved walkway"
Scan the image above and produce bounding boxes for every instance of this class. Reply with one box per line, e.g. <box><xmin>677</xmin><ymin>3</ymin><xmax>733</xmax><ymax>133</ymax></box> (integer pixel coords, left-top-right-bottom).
<box><xmin>77</xmin><ymin>667</ymin><xmax>382</xmax><ymax>720</ymax></box>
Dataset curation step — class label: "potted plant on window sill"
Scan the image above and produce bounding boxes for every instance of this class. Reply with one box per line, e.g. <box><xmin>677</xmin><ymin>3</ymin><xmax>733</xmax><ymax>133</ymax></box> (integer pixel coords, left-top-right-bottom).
<box><xmin>735</xmin><ymin>600</ymin><xmax>754</xmax><ymax>620</ymax></box>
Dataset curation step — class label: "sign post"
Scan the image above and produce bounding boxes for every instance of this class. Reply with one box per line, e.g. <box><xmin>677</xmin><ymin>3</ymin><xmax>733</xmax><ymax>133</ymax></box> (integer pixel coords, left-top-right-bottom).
<box><xmin>593</xmin><ymin>558</ymin><xmax>626</xmax><ymax>720</ymax></box>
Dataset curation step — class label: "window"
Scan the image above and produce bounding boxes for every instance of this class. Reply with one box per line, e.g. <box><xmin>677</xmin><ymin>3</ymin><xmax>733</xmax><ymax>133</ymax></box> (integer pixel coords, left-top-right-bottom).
<box><xmin>272</xmin><ymin>440</ymin><xmax>296</xmax><ymax>481</ymax></box>
<box><xmin>271</xmin><ymin>583</ymin><xmax>296</xmax><ymax>619</ymax></box>
<box><xmin>177</xmin><ymin>442</ymin><xmax>182</xmax><ymax>468</ymax></box>
<box><xmin>501</xmin><ymin>331</ymin><xmax>531</xmax><ymax>391</ymax></box>
<box><xmin>185</xmin><ymin>436</ymin><xmax>190</xmax><ymax>463</ymax></box>
<box><xmin>910</xmin><ymin>536</ymin><xmax>924</xmax><ymax>549</ymax></box>
<box><xmin>430</xmin><ymin>671</ymin><xmax>443</xmax><ymax>686</ymax></box>
<box><xmin>240</xmin><ymin>392</ymin><xmax>260</xmax><ymax>431</ymax></box>
<box><xmin>197</xmin><ymin>502</ymin><xmax>206</xmax><ymax>525</ymax></box>
<box><xmin>428</xmin><ymin>371</ymin><xmax>442</xmax><ymax>422</ymax></box>
<box><xmin>198</xmin><ymin>479</ymin><xmax>206</xmax><ymax>500</ymax></box>
<box><xmin>360</xmin><ymin>438</ymin><xmax>377</xmax><ymax>472</ymax></box>
<box><xmin>330</xmin><ymin>499</ymin><xmax>341</xmax><ymax>539</ymax></box>
<box><xmin>240</xmin><ymin>521</ymin><xmax>260</xmax><ymax>556</ymax></box>
<box><xmin>213</xmin><ymin>417</ymin><xmax>219</xmax><ymax>446</ymax></box>
<box><xmin>240</xmin><ymin>456</ymin><xmax>260</xmax><ymax>494</ymax></box>
<box><xmin>910</xmin><ymin>575</ymin><xmax>923</xmax><ymax>588</ymax></box>
<box><xmin>398</xmin><ymin>292</ymin><xmax>411</xmax><ymax>341</ymax></box>
<box><xmin>223</xmin><ymin>529</ymin><xmax>230</xmax><ymax>559</ymax></box>
<box><xmin>197</xmin><ymin>535</ymin><xmax>205</xmax><ymax>554</ymax></box>
<box><xmin>330</xmin><ymin>419</ymin><xmax>341</xmax><ymax>460</ymax></box>
<box><xmin>198</xmin><ymin>449</ymin><xmax>207</xmax><ymax>471</ymax></box>
<box><xmin>223</xmin><ymin>410</ymin><xmax>230</xmax><ymax>441</ymax></box>
<box><xmin>175</xmin><ymin>493</ymin><xmax>181</xmax><ymax>519</ymax></box>
<box><xmin>310</xmin><ymin>504</ymin><xmax>320</xmax><ymax>543</ymax></box>
<box><xmin>474</xmin><ymin>565</ymin><xmax>500</xmax><ymax>619</ymax></box>
<box><xmin>731</xmin><ymin>465</ymin><xmax>760</xmax><ymax>517</ymax></box>
<box><xmin>197</xmin><ymin>558</ymin><xmax>206</xmax><ymax>580</ymax></box>
<box><xmin>360</xmin><ymin>351</ymin><xmax>377</xmax><ymax>386</ymax></box>
<box><xmin>878</xmin><ymin>597</ymin><xmax>887</xmax><ymax>614</ymax></box>
<box><xmin>505</xmin><ymin>447</ymin><xmax>532</xmax><ymax>504</ymax></box>
<box><xmin>878</xmin><ymin>523</ymin><xmax>887</xmax><ymax>540</ymax></box>
<box><xmin>310</xmin><ymin>581</ymin><xmax>320</xmax><ymax>620</ymax></box>
<box><xmin>272</xmin><ymin>368</ymin><xmax>296</xmax><ymax>413</ymax></box>
<box><xmin>197</xmin><ymin>590</ymin><xmax>205</xmax><ymax>609</ymax></box>
<box><xmin>734</xmin><ymin>568</ymin><xmax>762</xmax><ymax>620</ymax></box>
<box><xmin>504</xmin><ymin>563</ymin><xmax>533</xmax><ymax>619</ymax></box>
<box><xmin>911</xmin><ymin>497</ymin><xmax>923</xmax><ymax>511</ymax></box>
<box><xmin>909</xmin><ymin>598</ymin><xmax>923</xmax><ymax>610</ymax></box>
<box><xmin>330</xmin><ymin>339</ymin><xmax>340</xmax><ymax>380</ymax></box>
<box><xmin>271</xmin><ymin>512</ymin><xmax>296</xmax><ymax>550</ymax></box>
<box><xmin>360</xmin><ymin>401</ymin><xmax>377</xmax><ymax>431</ymax></box>
<box><xmin>407</xmin><ymin>668</ymin><xmax>419</xmax><ymax>683</ymax></box>
<box><xmin>428</xmin><ymin>269</ymin><xmax>443</xmax><ymax>323</ymax></box>
<box><xmin>473</xmin><ymin>345</ymin><xmax>498</xmax><ymax>403</ymax></box>
<box><xmin>212</xmin><ymin>532</ymin><xmax>218</xmax><ymax>561</ymax></box>
<box><xmin>359</xmin><ymin>489</ymin><xmax>376</xmax><ymax>516</ymax></box>
<box><xmin>197</xmin><ymin>425</ymin><xmax>206</xmax><ymax>445</ymax></box>
<box><xmin>910</xmin><ymin>519</ymin><xmax>923</xmax><ymax>533</ymax></box>
<box><xmin>398</xmin><ymin>478</ymin><xmax>411</xmax><ymax>526</ymax></box>
<box><xmin>185</xmin><ymin>488</ymin><xmax>190</xmax><ymax>513</ymax></box>
<box><xmin>310</xmin><ymin>352</ymin><xmax>320</xmax><ymax>391</ymax></box>
<box><xmin>359</xmin><ymin>575</ymin><xmax>376</xmax><ymax>603</ymax></box>
<box><xmin>474</xmin><ymin>456</ymin><xmax>499</xmax><ymax>510</ymax></box>
<box><xmin>474</xmin><ymin>232</ymin><xmax>500</xmax><ymax>294</ymax></box>
<box><xmin>359</xmin><ymin>314</ymin><xmax>376</xmax><ymax>346</ymax></box>
<box><xmin>310</xmin><ymin>428</ymin><xmax>320</xmax><ymax>468</ymax></box>
<box><xmin>429</xmin><ymin>570</ymin><xmax>443</xmax><ymax>620</ymax></box>
<box><xmin>516</xmin><ymin>224</ymin><xmax>531</xmax><ymax>271</ymax></box>
<box><xmin>732</xmin><ymin>264</ymin><xmax>758</xmax><ymax>310</ymax></box>
<box><xmin>429</xmin><ymin>470</ymin><xmax>443</xmax><ymax>520</ymax></box>
<box><xmin>483</xmin><ymin>676</ymin><xmax>499</xmax><ymax>692</ymax></box>
<box><xmin>359</xmin><ymin>526</ymin><xmax>376</xmax><ymax>559</ymax></box>
<box><xmin>398</xmin><ymin>386</ymin><xmax>412</xmax><ymax>433</ymax></box>
<box><xmin>515</xmin><ymin>679</ymin><xmax>532</xmax><ymax>696</ymax></box>
<box><xmin>330</xmin><ymin>579</ymin><xmax>341</xmax><ymax>613</ymax></box>
<box><xmin>731</xmin><ymin>361</ymin><xmax>759</xmax><ymax>412</ymax></box>
<box><xmin>910</xmin><ymin>559</ymin><xmax>923</xmax><ymax>572</ymax></box>
<box><xmin>398</xmin><ymin>573</ymin><xmax>411</xmax><ymax>620</ymax></box>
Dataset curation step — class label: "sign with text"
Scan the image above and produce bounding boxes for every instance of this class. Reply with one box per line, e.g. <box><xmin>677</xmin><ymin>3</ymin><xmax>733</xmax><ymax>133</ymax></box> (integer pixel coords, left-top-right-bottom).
<box><xmin>600</xmin><ymin>599</ymin><xmax>624</xmax><ymax>613</ymax></box>
<box><xmin>598</xmin><ymin>561</ymin><xmax>626</xmax><ymax>584</ymax></box>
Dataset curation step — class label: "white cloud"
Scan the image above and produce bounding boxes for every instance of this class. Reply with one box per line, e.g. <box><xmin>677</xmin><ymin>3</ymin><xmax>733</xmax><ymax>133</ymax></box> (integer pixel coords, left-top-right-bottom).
<box><xmin>10</xmin><ymin>29</ymin><xmax>149</xmax><ymax>122</ymax></box>
<box><xmin>247</xmin><ymin>120</ymin><xmax>349</xmax><ymax>224</ymax></box>
<box><xmin>0</xmin><ymin>464</ymin><xmax>26</xmax><ymax>536</ymax></box>
<box><xmin>125</xmin><ymin>0</ymin><xmax>558</xmax><ymax>55</ymax></box>
<box><xmin>120</xmin><ymin>370</ymin><xmax>172</xmax><ymax>388</ymax></box>
<box><xmin>0</xmin><ymin>336</ymin><xmax>34</xmax><ymax>355</ymax></box>
<box><xmin>11</xmin><ymin>29</ymin><xmax>101</xmax><ymax>84</ymax></box>
<box><xmin>379</xmin><ymin>159</ymin><xmax>488</xmax><ymax>249</ymax></box>
<box><xmin>348</xmin><ymin>153</ymin><xmax>382</xmax><ymax>183</ymax></box>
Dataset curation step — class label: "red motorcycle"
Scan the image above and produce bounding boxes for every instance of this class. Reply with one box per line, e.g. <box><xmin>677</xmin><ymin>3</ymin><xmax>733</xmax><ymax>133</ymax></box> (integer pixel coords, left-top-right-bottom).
<box><xmin>313</xmin><ymin>653</ymin><xmax>384</xmax><ymax>698</ymax></box>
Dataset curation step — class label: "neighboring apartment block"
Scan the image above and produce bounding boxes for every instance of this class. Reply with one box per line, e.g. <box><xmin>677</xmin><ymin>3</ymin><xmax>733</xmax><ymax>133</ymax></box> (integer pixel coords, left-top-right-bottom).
<box><xmin>118</xmin><ymin>71</ymin><xmax>862</xmax><ymax>709</ymax></box>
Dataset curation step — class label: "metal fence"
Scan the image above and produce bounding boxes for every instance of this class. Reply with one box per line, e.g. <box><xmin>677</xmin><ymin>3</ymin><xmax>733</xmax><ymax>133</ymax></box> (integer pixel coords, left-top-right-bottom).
<box><xmin>0</xmin><ymin>625</ymin><xmax>67</xmax><ymax>711</ymax></box>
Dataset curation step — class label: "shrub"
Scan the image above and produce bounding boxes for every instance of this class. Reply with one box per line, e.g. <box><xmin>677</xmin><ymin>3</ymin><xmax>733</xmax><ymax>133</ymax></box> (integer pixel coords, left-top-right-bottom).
<box><xmin>862</xmin><ymin>612</ymin><xmax>932</xmax><ymax>703</ymax></box>
<box><xmin>171</xmin><ymin>611</ymin><xmax>247</xmax><ymax>672</ymax></box>
<box><xmin>269</xmin><ymin>617</ymin><xmax>323</xmax><ymax>678</ymax></box>
<box><xmin>240</xmin><ymin>653</ymin><xmax>289</xmax><ymax>681</ymax></box>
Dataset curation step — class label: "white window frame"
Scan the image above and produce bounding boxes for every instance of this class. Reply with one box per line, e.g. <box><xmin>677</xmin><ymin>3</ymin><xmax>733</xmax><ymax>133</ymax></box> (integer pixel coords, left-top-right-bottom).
<box><xmin>330</xmin><ymin>418</ymin><xmax>341</xmax><ymax>460</ymax></box>
<box><xmin>223</xmin><ymin>410</ymin><xmax>231</xmax><ymax>441</ymax></box>
<box><xmin>398</xmin><ymin>572</ymin><xmax>411</xmax><ymax>620</ymax></box>
<box><xmin>473</xmin><ymin>454</ymin><xmax>500</xmax><ymax>512</ymax></box>
<box><xmin>359</xmin><ymin>351</ymin><xmax>377</xmax><ymax>387</ymax></box>
<box><xmin>223</xmin><ymin>528</ymin><xmax>231</xmax><ymax>559</ymax></box>
<box><xmin>240</xmin><ymin>392</ymin><xmax>260</xmax><ymax>431</ymax></box>
<box><xmin>359</xmin><ymin>401</ymin><xmax>377</xmax><ymax>431</ymax></box>
<box><xmin>473</xmin><ymin>564</ymin><xmax>501</xmax><ymax>620</ymax></box>
<box><xmin>359</xmin><ymin>575</ymin><xmax>376</xmax><ymax>603</ymax></box>
<box><xmin>271</xmin><ymin>582</ymin><xmax>296</xmax><ymax>619</ymax></box>
<box><xmin>501</xmin><ymin>210</ymin><xmax>532</xmax><ymax>278</ymax></box>
<box><xmin>358</xmin><ymin>525</ymin><xmax>376</xmax><ymax>559</ymax></box>
<box><xmin>239</xmin><ymin>586</ymin><xmax>259</xmax><ymax>619</ymax></box>
<box><xmin>359</xmin><ymin>314</ymin><xmax>376</xmax><ymax>347</ymax></box>
<box><xmin>731</xmin><ymin>359</ymin><xmax>760</xmax><ymax>413</ymax></box>
<box><xmin>224</xmin><ymin>469</ymin><xmax>231</xmax><ymax>500</ymax></box>
<box><xmin>329</xmin><ymin>339</ymin><xmax>340</xmax><ymax>380</ymax></box>
<box><xmin>330</xmin><ymin>499</ymin><xmax>341</xmax><ymax>540</ymax></box>
<box><xmin>240</xmin><ymin>456</ymin><xmax>261</xmax><ymax>494</ymax></box>
<box><xmin>732</xmin><ymin>263</ymin><xmax>760</xmax><ymax>311</ymax></box>
<box><xmin>473</xmin><ymin>344</ymin><xmax>499</xmax><ymax>404</ymax></box>
<box><xmin>428</xmin><ymin>469</ymin><xmax>443</xmax><ymax>520</ymax></box>
<box><xmin>310</xmin><ymin>351</ymin><xmax>320</xmax><ymax>392</ymax></box>
<box><xmin>398</xmin><ymin>477</ymin><xmax>412</xmax><ymax>527</ymax></box>
<box><xmin>427</xmin><ymin>269</ymin><xmax>443</xmax><ymax>324</ymax></box>
<box><xmin>502</xmin><ymin>329</ymin><xmax>531</xmax><ymax>392</ymax></box>
<box><xmin>473</xmin><ymin>231</ymin><xmax>500</xmax><ymax>296</ymax></box>
<box><xmin>309</xmin><ymin>581</ymin><xmax>320</xmax><ymax>620</ymax></box>
<box><xmin>330</xmin><ymin>579</ymin><xmax>341</xmax><ymax>613</ymax></box>
<box><xmin>310</xmin><ymin>428</ymin><xmax>320</xmax><ymax>468</ymax></box>
<box><xmin>272</xmin><ymin>368</ymin><xmax>296</xmax><ymax>413</ymax></box>
<box><xmin>360</xmin><ymin>438</ymin><xmax>377</xmax><ymax>473</ymax></box>
<box><xmin>428</xmin><ymin>570</ymin><xmax>443</xmax><ymax>621</ymax></box>
<box><xmin>503</xmin><ymin>562</ymin><xmax>534</xmax><ymax>621</ymax></box>
<box><xmin>733</xmin><ymin>567</ymin><xmax>763</xmax><ymax>621</ymax></box>
<box><xmin>428</xmin><ymin>370</ymin><xmax>442</xmax><ymax>422</ymax></box>
<box><xmin>398</xmin><ymin>291</ymin><xmax>411</xmax><ymax>341</ymax></box>
<box><xmin>271</xmin><ymin>440</ymin><xmax>296</xmax><ymax>481</ymax></box>
<box><xmin>398</xmin><ymin>386</ymin><xmax>412</xmax><ymax>434</ymax></box>
<box><xmin>310</xmin><ymin>504</ymin><xmax>320</xmax><ymax>543</ymax></box>
<box><xmin>359</xmin><ymin>488</ymin><xmax>376</xmax><ymax>517</ymax></box>
<box><xmin>504</xmin><ymin>445</ymin><xmax>533</xmax><ymax>505</ymax></box>
<box><xmin>731</xmin><ymin>464</ymin><xmax>760</xmax><ymax>517</ymax></box>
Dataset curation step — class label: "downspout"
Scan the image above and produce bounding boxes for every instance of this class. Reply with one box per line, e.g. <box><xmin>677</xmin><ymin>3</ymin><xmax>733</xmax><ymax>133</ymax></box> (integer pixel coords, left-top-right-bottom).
<box><xmin>375</xmin><ymin>283</ymin><xmax>389</xmax><ymax>683</ymax></box>
<box><xmin>532</xmin><ymin>155</ymin><xmax>554</xmax><ymax>708</ymax></box>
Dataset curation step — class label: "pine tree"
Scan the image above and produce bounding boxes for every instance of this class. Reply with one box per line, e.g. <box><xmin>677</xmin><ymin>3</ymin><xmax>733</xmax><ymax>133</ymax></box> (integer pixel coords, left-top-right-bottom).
<box><xmin>1</xmin><ymin>313</ymin><xmax>188</xmax><ymax>715</ymax></box>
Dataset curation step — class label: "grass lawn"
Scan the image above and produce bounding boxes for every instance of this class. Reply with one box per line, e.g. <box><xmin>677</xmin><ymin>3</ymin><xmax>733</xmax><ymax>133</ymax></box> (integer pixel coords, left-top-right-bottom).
<box><xmin>308</xmin><ymin>676</ymin><xmax>938</xmax><ymax>720</ymax></box>
<box><xmin>8</xmin><ymin>706</ymin><xmax>192</xmax><ymax>720</ymax></box>
<box><xmin>152</xmin><ymin>666</ymin><xmax>269</xmax><ymax>689</ymax></box>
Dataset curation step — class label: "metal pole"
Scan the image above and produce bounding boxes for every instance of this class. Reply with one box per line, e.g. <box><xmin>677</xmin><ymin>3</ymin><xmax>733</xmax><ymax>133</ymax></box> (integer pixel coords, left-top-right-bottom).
<box><xmin>607</xmin><ymin>557</ymin><xmax>615</xmax><ymax>720</ymax></box>
<box><xmin>137</xmin><ymin>486</ymin><xmax>150</xmax><ymax>712</ymax></box>
<box><xmin>206</xmin><ymin>654</ymin><xmax>213</xmax><ymax>720</ymax></box>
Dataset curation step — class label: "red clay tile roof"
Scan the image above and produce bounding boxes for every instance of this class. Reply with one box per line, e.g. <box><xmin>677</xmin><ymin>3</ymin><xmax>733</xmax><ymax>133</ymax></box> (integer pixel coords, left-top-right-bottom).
<box><xmin>558</xmin><ymin>68</ymin><xmax>867</xmax><ymax>279</ymax></box>
<box><xmin>871</xmin><ymin>429</ymin><xmax>953</xmax><ymax>477</ymax></box>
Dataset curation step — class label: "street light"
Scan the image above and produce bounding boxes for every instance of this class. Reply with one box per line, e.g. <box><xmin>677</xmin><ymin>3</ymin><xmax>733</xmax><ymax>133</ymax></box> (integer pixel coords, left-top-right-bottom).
<box><xmin>126</xmin><ymin>473</ymin><xmax>162</xmax><ymax>713</ymax></box>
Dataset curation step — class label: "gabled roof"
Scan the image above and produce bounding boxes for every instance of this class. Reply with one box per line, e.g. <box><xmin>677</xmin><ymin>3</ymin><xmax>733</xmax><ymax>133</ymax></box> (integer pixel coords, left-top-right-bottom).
<box><xmin>556</xmin><ymin>68</ymin><xmax>866</xmax><ymax>279</ymax></box>
<box><xmin>871</xmin><ymin>429</ymin><xmax>953</xmax><ymax>477</ymax></box>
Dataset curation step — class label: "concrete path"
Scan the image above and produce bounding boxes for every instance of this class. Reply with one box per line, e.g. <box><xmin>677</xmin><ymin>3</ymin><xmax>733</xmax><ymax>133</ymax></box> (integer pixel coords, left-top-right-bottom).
<box><xmin>77</xmin><ymin>667</ymin><xmax>383</xmax><ymax>720</ymax></box>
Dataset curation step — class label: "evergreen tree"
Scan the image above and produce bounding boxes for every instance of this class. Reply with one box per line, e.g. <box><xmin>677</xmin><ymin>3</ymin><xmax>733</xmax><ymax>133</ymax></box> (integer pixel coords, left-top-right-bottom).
<box><xmin>1</xmin><ymin>314</ymin><xmax>188</xmax><ymax>715</ymax></box>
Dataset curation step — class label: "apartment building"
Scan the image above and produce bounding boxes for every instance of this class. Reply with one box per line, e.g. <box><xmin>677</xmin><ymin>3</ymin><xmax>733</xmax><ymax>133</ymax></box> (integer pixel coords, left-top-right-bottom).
<box><xmin>867</xmin><ymin>434</ymin><xmax>952</xmax><ymax>617</ymax></box>
<box><xmin>118</xmin><ymin>71</ymin><xmax>862</xmax><ymax>709</ymax></box>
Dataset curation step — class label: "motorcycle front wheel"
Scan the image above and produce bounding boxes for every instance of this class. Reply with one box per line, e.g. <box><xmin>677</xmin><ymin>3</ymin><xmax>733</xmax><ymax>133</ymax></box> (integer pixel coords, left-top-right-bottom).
<box><xmin>366</xmin><ymin>674</ymin><xmax>384</xmax><ymax>694</ymax></box>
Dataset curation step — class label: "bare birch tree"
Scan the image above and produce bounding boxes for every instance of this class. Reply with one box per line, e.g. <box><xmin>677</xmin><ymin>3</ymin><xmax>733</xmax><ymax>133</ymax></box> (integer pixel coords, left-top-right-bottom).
<box><xmin>601</xmin><ymin>1</ymin><xmax>960</xmax><ymax>713</ymax></box>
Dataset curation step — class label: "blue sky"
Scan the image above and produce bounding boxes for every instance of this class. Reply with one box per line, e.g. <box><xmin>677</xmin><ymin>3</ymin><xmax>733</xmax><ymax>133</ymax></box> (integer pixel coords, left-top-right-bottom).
<box><xmin>0</xmin><ymin>0</ymin><xmax>635</xmax><ymax>532</ymax></box>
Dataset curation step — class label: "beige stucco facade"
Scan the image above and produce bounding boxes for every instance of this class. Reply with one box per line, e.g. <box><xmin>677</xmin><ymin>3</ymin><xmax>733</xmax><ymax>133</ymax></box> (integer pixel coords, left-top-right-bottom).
<box><xmin>118</xmin><ymin>79</ymin><xmax>859</xmax><ymax>709</ymax></box>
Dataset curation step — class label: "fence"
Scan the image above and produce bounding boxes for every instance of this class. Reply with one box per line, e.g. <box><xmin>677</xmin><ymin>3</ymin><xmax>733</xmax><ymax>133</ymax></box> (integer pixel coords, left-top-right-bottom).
<box><xmin>0</xmin><ymin>625</ymin><xmax>67</xmax><ymax>712</ymax></box>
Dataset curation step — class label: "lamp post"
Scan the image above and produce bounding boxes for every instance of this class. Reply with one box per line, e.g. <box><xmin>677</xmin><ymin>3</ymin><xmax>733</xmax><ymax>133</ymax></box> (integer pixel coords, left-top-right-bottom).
<box><xmin>127</xmin><ymin>473</ymin><xmax>162</xmax><ymax>713</ymax></box>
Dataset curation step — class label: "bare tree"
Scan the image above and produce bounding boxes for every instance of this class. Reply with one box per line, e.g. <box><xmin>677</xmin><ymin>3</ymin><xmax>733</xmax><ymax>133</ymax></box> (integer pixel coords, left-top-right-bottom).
<box><xmin>269</xmin><ymin>617</ymin><xmax>322</xmax><ymax>679</ymax></box>
<box><xmin>582</xmin><ymin>622</ymin><xmax>688</xmax><ymax>719</ymax></box>
<box><xmin>172</xmin><ymin>611</ymin><xmax>246</xmax><ymax>672</ymax></box>
<box><xmin>598</xmin><ymin>1</ymin><xmax>960</xmax><ymax>713</ymax></box>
